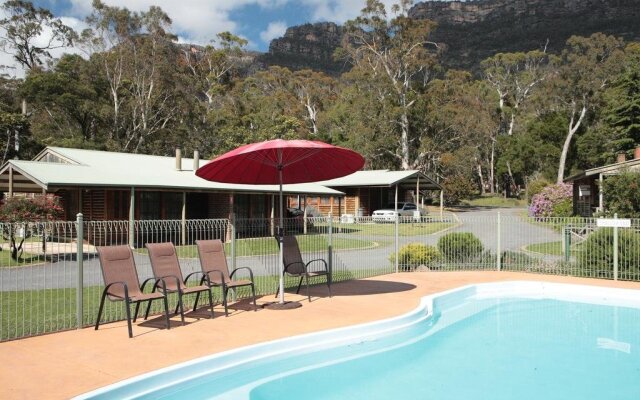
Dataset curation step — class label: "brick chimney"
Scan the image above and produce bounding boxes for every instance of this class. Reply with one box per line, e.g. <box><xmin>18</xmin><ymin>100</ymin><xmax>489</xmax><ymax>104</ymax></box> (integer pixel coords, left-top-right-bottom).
<box><xmin>175</xmin><ymin>148</ymin><xmax>182</xmax><ymax>170</ymax></box>
<box><xmin>617</xmin><ymin>152</ymin><xmax>626</xmax><ymax>163</ymax></box>
<box><xmin>635</xmin><ymin>147</ymin><xmax>640</xmax><ymax>160</ymax></box>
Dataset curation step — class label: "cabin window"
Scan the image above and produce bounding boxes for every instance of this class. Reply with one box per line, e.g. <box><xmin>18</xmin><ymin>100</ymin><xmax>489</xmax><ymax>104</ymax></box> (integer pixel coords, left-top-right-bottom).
<box><xmin>139</xmin><ymin>192</ymin><xmax>161</xmax><ymax>220</ymax></box>
<box><xmin>164</xmin><ymin>192</ymin><xmax>183</xmax><ymax>220</ymax></box>
<box><xmin>110</xmin><ymin>190</ymin><xmax>129</xmax><ymax>220</ymax></box>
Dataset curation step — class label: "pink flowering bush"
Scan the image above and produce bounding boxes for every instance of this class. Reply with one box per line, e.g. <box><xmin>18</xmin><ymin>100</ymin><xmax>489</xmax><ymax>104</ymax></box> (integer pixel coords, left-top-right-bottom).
<box><xmin>528</xmin><ymin>183</ymin><xmax>573</xmax><ymax>217</ymax></box>
<box><xmin>0</xmin><ymin>195</ymin><xmax>64</xmax><ymax>260</ymax></box>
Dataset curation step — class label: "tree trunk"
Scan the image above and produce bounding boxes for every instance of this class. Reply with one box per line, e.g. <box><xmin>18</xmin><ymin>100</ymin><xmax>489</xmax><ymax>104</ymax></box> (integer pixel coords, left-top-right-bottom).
<box><xmin>507</xmin><ymin>113</ymin><xmax>515</xmax><ymax>136</ymax></box>
<box><xmin>489</xmin><ymin>141</ymin><xmax>496</xmax><ymax>194</ymax></box>
<box><xmin>477</xmin><ymin>163</ymin><xmax>486</xmax><ymax>195</ymax></box>
<box><xmin>400</xmin><ymin>109</ymin><xmax>410</xmax><ymax>170</ymax></box>
<box><xmin>557</xmin><ymin>104</ymin><xmax>587</xmax><ymax>184</ymax></box>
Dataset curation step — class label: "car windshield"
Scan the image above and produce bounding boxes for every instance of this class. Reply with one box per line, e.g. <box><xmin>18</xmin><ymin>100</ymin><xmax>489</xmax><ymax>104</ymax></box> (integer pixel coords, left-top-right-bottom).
<box><xmin>384</xmin><ymin>203</ymin><xmax>403</xmax><ymax>209</ymax></box>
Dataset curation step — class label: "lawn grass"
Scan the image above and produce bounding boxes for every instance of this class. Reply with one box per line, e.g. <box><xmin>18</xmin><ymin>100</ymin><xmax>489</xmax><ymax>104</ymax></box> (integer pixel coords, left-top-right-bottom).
<box><xmin>0</xmin><ymin>249</ymin><xmax>44</xmax><ymax>268</ymax></box>
<box><xmin>0</xmin><ymin>269</ymin><xmax>369</xmax><ymax>341</ymax></box>
<box><xmin>524</xmin><ymin>241</ymin><xmax>565</xmax><ymax>256</ymax></box>
<box><xmin>135</xmin><ymin>235</ymin><xmax>376</xmax><ymax>258</ymax></box>
<box><xmin>462</xmin><ymin>195</ymin><xmax>527</xmax><ymax>208</ymax></box>
<box><xmin>326</xmin><ymin>222</ymin><xmax>454</xmax><ymax>236</ymax></box>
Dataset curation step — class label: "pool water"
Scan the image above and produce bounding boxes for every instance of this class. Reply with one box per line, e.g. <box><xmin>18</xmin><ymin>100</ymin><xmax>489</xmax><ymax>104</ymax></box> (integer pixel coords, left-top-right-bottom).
<box><xmin>76</xmin><ymin>283</ymin><xmax>640</xmax><ymax>400</ymax></box>
<box><xmin>153</xmin><ymin>297</ymin><xmax>640</xmax><ymax>400</ymax></box>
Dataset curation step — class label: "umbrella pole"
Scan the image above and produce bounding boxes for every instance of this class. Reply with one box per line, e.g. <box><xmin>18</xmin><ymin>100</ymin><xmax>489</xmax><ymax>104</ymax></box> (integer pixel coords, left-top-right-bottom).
<box><xmin>278</xmin><ymin>167</ymin><xmax>285</xmax><ymax>304</ymax></box>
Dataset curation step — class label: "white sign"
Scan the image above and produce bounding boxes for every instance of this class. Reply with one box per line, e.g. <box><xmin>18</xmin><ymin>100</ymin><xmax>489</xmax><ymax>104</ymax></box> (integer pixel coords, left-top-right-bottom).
<box><xmin>579</xmin><ymin>185</ymin><xmax>591</xmax><ymax>197</ymax></box>
<box><xmin>597</xmin><ymin>218</ymin><xmax>631</xmax><ymax>228</ymax></box>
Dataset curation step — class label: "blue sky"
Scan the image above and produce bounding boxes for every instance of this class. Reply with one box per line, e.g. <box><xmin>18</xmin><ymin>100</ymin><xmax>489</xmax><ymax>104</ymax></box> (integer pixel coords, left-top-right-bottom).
<box><xmin>23</xmin><ymin>1</ymin><xmax>396</xmax><ymax>51</ymax></box>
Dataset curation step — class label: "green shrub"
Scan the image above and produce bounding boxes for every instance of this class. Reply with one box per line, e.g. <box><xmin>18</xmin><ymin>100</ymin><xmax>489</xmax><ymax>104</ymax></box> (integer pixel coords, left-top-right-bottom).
<box><xmin>601</xmin><ymin>171</ymin><xmax>640</xmax><ymax>218</ymax></box>
<box><xmin>551</xmin><ymin>198</ymin><xmax>573</xmax><ymax>217</ymax></box>
<box><xmin>442</xmin><ymin>174</ymin><xmax>477</xmax><ymax>205</ymax></box>
<box><xmin>389</xmin><ymin>243</ymin><xmax>439</xmax><ymax>271</ymax></box>
<box><xmin>526</xmin><ymin>178</ymin><xmax>550</xmax><ymax>203</ymax></box>
<box><xmin>437</xmin><ymin>232</ymin><xmax>484</xmax><ymax>262</ymax></box>
<box><xmin>577</xmin><ymin>228</ymin><xmax>640</xmax><ymax>278</ymax></box>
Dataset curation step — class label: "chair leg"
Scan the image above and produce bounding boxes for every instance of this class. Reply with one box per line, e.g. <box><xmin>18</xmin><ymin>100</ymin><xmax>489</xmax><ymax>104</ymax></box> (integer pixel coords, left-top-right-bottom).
<box><xmin>124</xmin><ymin>298</ymin><xmax>133</xmax><ymax>338</ymax></box>
<box><xmin>144</xmin><ymin>297</ymin><xmax>153</xmax><ymax>320</ymax></box>
<box><xmin>145</xmin><ymin>282</ymin><xmax>159</xmax><ymax>320</ymax></box>
<box><xmin>177</xmin><ymin>291</ymin><xmax>186</xmax><ymax>325</ymax></box>
<box><xmin>207</xmin><ymin>289</ymin><xmax>215</xmax><ymax>318</ymax></box>
<box><xmin>193</xmin><ymin>291</ymin><xmax>201</xmax><ymax>312</ymax></box>
<box><xmin>251</xmin><ymin>283</ymin><xmax>257</xmax><ymax>311</ymax></box>
<box><xmin>94</xmin><ymin>290</ymin><xmax>108</xmax><ymax>331</ymax></box>
<box><xmin>133</xmin><ymin>301</ymin><xmax>141</xmax><ymax>322</ymax></box>
<box><xmin>222</xmin><ymin>286</ymin><xmax>229</xmax><ymax>316</ymax></box>
<box><xmin>304</xmin><ymin>274</ymin><xmax>311</xmax><ymax>302</ymax></box>
<box><xmin>161</xmin><ymin>296</ymin><xmax>171</xmax><ymax>330</ymax></box>
<box><xmin>295</xmin><ymin>276</ymin><xmax>304</xmax><ymax>294</ymax></box>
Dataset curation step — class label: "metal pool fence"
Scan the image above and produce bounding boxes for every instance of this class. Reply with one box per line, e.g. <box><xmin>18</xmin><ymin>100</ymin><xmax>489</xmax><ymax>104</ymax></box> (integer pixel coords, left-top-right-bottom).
<box><xmin>1</xmin><ymin>212</ymin><xmax>639</xmax><ymax>341</ymax></box>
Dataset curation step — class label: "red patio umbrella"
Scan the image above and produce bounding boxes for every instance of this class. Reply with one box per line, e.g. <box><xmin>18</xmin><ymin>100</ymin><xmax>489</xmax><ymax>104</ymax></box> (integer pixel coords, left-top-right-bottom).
<box><xmin>196</xmin><ymin>139</ymin><xmax>365</xmax><ymax>306</ymax></box>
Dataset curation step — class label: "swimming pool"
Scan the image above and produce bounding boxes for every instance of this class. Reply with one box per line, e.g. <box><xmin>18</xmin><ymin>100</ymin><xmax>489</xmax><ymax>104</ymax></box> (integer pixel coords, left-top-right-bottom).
<box><xmin>75</xmin><ymin>281</ymin><xmax>640</xmax><ymax>399</ymax></box>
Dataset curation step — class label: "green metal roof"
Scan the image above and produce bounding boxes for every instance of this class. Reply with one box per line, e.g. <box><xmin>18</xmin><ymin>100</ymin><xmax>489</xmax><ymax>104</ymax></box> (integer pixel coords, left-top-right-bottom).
<box><xmin>0</xmin><ymin>147</ymin><xmax>344</xmax><ymax>196</ymax></box>
<box><xmin>565</xmin><ymin>158</ymin><xmax>640</xmax><ymax>182</ymax></box>
<box><xmin>318</xmin><ymin>169</ymin><xmax>442</xmax><ymax>189</ymax></box>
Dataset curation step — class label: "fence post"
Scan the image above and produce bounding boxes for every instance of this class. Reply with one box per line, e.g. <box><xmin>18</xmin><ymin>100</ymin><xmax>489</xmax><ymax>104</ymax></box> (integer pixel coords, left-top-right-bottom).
<box><xmin>564</xmin><ymin>227</ymin><xmax>571</xmax><ymax>263</ymax></box>
<box><xmin>613</xmin><ymin>213</ymin><xmax>619</xmax><ymax>281</ymax></box>
<box><xmin>76</xmin><ymin>213</ymin><xmax>84</xmax><ymax>329</ymax></box>
<box><xmin>394</xmin><ymin>184</ymin><xmax>399</xmax><ymax>274</ymax></box>
<box><xmin>496</xmin><ymin>212</ymin><xmax>501</xmax><ymax>271</ymax></box>
<box><xmin>231</xmin><ymin>213</ymin><xmax>236</xmax><ymax>270</ymax></box>
<box><xmin>328</xmin><ymin>215</ymin><xmax>333</xmax><ymax>276</ymax></box>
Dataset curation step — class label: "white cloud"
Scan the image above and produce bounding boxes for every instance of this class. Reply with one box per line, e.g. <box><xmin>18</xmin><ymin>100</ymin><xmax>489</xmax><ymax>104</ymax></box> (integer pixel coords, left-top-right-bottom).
<box><xmin>68</xmin><ymin>0</ymin><xmax>246</xmax><ymax>45</ymax></box>
<box><xmin>300</xmin><ymin>0</ymin><xmax>400</xmax><ymax>24</ymax></box>
<box><xmin>260</xmin><ymin>21</ymin><xmax>287</xmax><ymax>44</ymax></box>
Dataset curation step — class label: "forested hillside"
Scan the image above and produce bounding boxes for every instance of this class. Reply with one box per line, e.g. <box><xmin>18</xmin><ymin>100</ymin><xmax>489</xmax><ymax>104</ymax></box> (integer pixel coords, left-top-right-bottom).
<box><xmin>1</xmin><ymin>0</ymin><xmax>639</xmax><ymax>200</ymax></box>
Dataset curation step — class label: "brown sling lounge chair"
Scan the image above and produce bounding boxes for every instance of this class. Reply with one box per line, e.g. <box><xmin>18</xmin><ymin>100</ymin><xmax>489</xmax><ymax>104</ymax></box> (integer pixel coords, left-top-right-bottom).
<box><xmin>146</xmin><ymin>242</ymin><xmax>215</xmax><ymax>320</ymax></box>
<box><xmin>95</xmin><ymin>245</ymin><xmax>171</xmax><ymax>338</ymax></box>
<box><xmin>276</xmin><ymin>235</ymin><xmax>331</xmax><ymax>302</ymax></box>
<box><xmin>196</xmin><ymin>239</ymin><xmax>257</xmax><ymax>316</ymax></box>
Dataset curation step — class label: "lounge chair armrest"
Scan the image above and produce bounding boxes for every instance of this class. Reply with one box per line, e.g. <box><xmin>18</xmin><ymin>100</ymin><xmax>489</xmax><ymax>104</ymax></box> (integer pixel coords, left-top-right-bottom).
<box><xmin>230</xmin><ymin>267</ymin><xmax>254</xmax><ymax>281</ymax></box>
<box><xmin>103</xmin><ymin>281</ymin><xmax>130</xmax><ymax>300</ymax></box>
<box><xmin>306</xmin><ymin>258</ymin><xmax>328</xmax><ymax>272</ymax></box>
<box><xmin>140</xmin><ymin>277</ymin><xmax>160</xmax><ymax>292</ymax></box>
<box><xmin>155</xmin><ymin>274</ymin><xmax>182</xmax><ymax>293</ymax></box>
<box><xmin>204</xmin><ymin>270</ymin><xmax>225</xmax><ymax>285</ymax></box>
<box><xmin>184</xmin><ymin>271</ymin><xmax>209</xmax><ymax>285</ymax></box>
<box><xmin>284</xmin><ymin>261</ymin><xmax>307</xmax><ymax>274</ymax></box>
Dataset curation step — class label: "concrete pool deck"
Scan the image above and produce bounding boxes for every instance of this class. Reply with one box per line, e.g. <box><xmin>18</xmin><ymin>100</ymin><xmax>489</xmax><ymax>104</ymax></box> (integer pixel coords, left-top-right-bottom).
<box><xmin>3</xmin><ymin>271</ymin><xmax>640</xmax><ymax>399</ymax></box>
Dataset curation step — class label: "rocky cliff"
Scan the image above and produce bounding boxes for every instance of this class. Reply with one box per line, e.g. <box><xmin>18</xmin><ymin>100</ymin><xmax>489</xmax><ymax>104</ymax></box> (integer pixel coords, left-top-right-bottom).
<box><xmin>409</xmin><ymin>0</ymin><xmax>640</xmax><ymax>70</ymax></box>
<box><xmin>262</xmin><ymin>0</ymin><xmax>640</xmax><ymax>74</ymax></box>
<box><xmin>259</xmin><ymin>22</ymin><xmax>347</xmax><ymax>74</ymax></box>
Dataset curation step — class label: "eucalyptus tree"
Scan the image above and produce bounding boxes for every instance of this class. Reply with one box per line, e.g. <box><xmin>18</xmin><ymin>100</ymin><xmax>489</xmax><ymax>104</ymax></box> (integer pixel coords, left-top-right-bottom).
<box><xmin>422</xmin><ymin>71</ymin><xmax>498</xmax><ymax>193</ymax></box>
<box><xmin>482</xmin><ymin>50</ymin><xmax>556</xmax><ymax>137</ymax></box>
<box><xmin>291</xmin><ymin>69</ymin><xmax>337</xmax><ymax>137</ymax></box>
<box><xmin>481</xmin><ymin>50</ymin><xmax>556</xmax><ymax>190</ymax></box>
<box><xmin>553</xmin><ymin>33</ymin><xmax>625</xmax><ymax>183</ymax></box>
<box><xmin>20</xmin><ymin>54</ymin><xmax>106</xmax><ymax>145</ymax></box>
<box><xmin>206</xmin><ymin>66</ymin><xmax>308</xmax><ymax>155</ymax></box>
<box><xmin>81</xmin><ymin>1</ymin><xmax>178</xmax><ymax>153</ymax></box>
<box><xmin>339</xmin><ymin>0</ymin><xmax>439</xmax><ymax>170</ymax></box>
<box><xmin>182</xmin><ymin>31</ymin><xmax>247</xmax><ymax>117</ymax></box>
<box><xmin>0</xmin><ymin>0</ymin><xmax>76</xmax><ymax>71</ymax></box>
<box><xmin>322</xmin><ymin>66</ymin><xmax>399</xmax><ymax>169</ymax></box>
